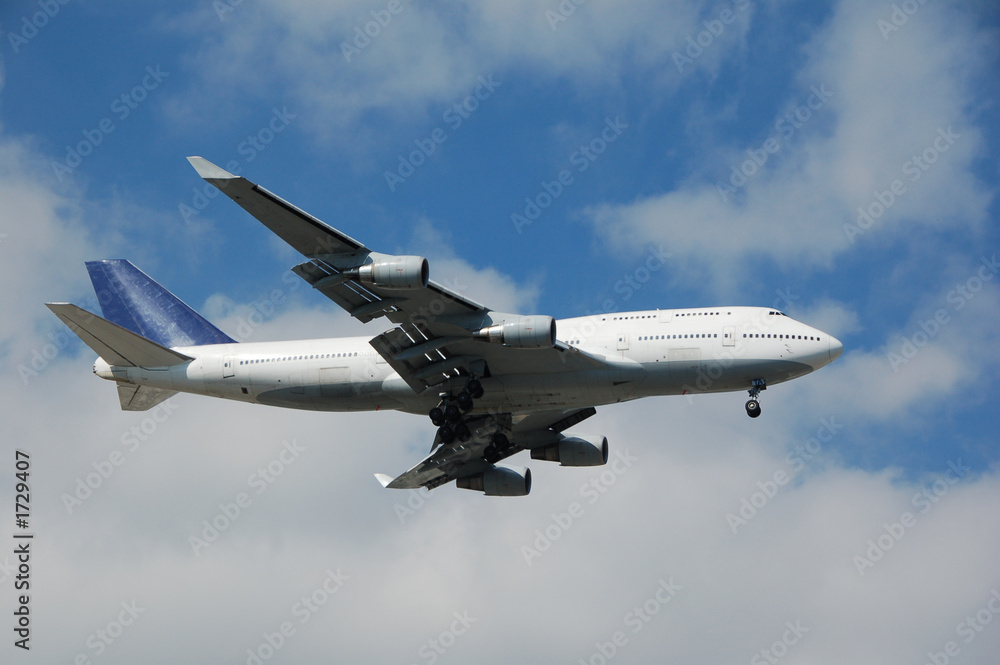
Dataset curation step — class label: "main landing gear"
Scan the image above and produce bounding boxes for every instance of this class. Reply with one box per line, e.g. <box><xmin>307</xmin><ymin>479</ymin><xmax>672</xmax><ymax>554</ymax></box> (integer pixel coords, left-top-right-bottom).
<box><xmin>483</xmin><ymin>432</ymin><xmax>511</xmax><ymax>464</ymax></box>
<box><xmin>428</xmin><ymin>378</ymin><xmax>485</xmax><ymax>445</ymax></box>
<box><xmin>745</xmin><ymin>378</ymin><xmax>766</xmax><ymax>418</ymax></box>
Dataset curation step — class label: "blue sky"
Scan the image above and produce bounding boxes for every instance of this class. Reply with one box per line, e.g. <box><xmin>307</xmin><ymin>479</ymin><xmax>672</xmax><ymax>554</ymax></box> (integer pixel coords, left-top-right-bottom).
<box><xmin>1</xmin><ymin>1</ymin><xmax>999</xmax><ymax>664</ymax></box>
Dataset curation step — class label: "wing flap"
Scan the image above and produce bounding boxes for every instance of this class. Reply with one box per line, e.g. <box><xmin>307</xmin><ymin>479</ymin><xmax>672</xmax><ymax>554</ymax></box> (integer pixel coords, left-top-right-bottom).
<box><xmin>376</xmin><ymin>409</ymin><xmax>596</xmax><ymax>491</ymax></box>
<box><xmin>292</xmin><ymin>259</ymin><xmax>398</xmax><ymax>324</ymax></box>
<box><xmin>369</xmin><ymin>325</ymin><xmax>470</xmax><ymax>393</ymax></box>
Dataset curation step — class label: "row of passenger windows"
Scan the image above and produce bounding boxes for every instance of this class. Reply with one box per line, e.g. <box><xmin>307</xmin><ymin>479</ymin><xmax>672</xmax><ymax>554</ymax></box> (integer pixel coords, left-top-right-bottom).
<box><xmin>607</xmin><ymin>311</ymin><xmax>728</xmax><ymax>321</ymax></box>
<box><xmin>568</xmin><ymin>333</ymin><xmax>821</xmax><ymax>344</ymax></box>
<box><xmin>638</xmin><ymin>333</ymin><xmax>717</xmax><ymax>341</ymax></box>
<box><xmin>239</xmin><ymin>352</ymin><xmax>358</xmax><ymax>365</ymax></box>
<box><xmin>744</xmin><ymin>334</ymin><xmax>819</xmax><ymax>340</ymax></box>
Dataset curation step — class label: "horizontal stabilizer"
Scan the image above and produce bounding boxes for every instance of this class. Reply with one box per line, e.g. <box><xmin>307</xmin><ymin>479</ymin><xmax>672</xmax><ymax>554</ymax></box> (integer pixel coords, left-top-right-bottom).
<box><xmin>117</xmin><ymin>384</ymin><xmax>178</xmax><ymax>411</ymax></box>
<box><xmin>46</xmin><ymin>303</ymin><xmax>193</xmax><ymax>367</ymax></box>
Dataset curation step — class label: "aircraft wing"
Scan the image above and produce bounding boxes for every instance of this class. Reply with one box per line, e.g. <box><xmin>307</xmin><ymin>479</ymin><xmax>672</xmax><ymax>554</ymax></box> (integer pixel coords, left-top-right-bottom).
<box><xmin>376</xmin><ymin>407</ymin><xmax>597</xmax><ymax>490</ymax></box>
<box><xmin>188</xmin><ymin>156</ymin><xmax>486</xmax><ymax>325</ymax></box>
<box><xmin>189</xmin><ymin>157</ymin><xmax>610</xmax><ymax>392</ymax></box>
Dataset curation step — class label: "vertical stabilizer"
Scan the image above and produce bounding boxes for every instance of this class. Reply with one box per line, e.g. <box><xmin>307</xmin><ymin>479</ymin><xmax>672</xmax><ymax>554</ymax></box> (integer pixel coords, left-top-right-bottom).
<box><xmin>86</xmin><ymin>260</ymin><xmax>235</xmax><ymax>347</ymax></box>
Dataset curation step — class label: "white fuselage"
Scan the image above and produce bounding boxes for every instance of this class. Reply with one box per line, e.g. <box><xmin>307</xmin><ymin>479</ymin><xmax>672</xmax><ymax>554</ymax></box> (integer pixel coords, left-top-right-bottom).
<box><xmin>93</xmin><ymin>307</ymin><xmax>841</xmax><ymax>415</ymax></box>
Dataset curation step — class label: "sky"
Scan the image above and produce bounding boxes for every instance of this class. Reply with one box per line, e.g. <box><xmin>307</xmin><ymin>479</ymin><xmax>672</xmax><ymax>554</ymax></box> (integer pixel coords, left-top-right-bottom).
<box><xmin>1</xmin><ymin>0</ymin><xmax>999</xmax><ymax>663</ymax></box>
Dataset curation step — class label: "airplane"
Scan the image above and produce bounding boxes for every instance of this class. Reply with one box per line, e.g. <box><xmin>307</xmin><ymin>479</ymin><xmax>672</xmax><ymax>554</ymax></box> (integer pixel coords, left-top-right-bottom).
<box><xmin>47</xmin><ymin>157</ymin><xmax>844</xmax><ymax>497</ymax></box>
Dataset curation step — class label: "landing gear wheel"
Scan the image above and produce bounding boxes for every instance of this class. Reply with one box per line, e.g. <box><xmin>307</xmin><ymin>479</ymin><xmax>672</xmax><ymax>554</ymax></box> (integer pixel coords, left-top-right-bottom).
<box><xmin>491</xmin><ymin>432</ymin><xmax>510</xmax><ymax>452</ymax></box>
<box><xmin>456</xmin><ymin>391</ymin><xmax>473</xmax><ymax>412</ymax></box>
<box><xmin>466</xmin><ymin>379</ymin><xmax>484</xmax><ymax>399</ymax></box>
<box><xmin>429</xmin><ymin>407</ymin><xmax>444</xmax><ymax>427</ymax></box>
<box><xmin>438</xmin><ymin>424</ymin><xmax>456</xmax><ymax>444</ymax></box>
<box><xmin>444</xmin><ymin>403</ymin><xmax>461</xmax><ymax>422</ymax></box>
<box><xmin>745</xmin><ymin>378</ymin><xmax>766</xmax><ymax>418</ymax></box>
<box><xmin>454</xmin><ymin>421</ymin><xmax>471</xmax><ymax>442</ymax></box>
<box><xmin>483</xmin><ymin>445</ymin><xmax>500</xmax><ymax>463</ymax></box>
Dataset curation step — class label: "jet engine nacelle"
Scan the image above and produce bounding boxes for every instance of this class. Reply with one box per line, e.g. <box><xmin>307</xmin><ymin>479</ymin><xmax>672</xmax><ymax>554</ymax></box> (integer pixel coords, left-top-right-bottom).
<box><xmin>457</xmin><ymin>465</ymin><xmax>532</xmax><ymax>496</ymax></box>
<box><xmin>353</xmin><ymin>253</ymin><xmax>429</xmax><ymax>290</ymax></box>
<box><xmin>530</xmin><ymin>434</ymin><xmax>609</xmax><ymax>467</ymax></box>
<box><xmin>473</xmin><ymin>315</ymin><xmax>556</xmax><ymax>348</ymax></box>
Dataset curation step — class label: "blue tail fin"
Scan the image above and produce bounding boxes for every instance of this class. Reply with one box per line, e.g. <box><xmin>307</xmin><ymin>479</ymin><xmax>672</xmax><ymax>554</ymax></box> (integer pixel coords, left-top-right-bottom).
<box><xmin>86</xmin><ymin>260</ymin><xmax>236</xmax><ymax>347</ymax></box>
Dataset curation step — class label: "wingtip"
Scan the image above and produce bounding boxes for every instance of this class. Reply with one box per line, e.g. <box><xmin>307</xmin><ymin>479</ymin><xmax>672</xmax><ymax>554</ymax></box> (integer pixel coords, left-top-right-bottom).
<box><xmin>186</xmin><ymin>156</ymin><xmax>237</xmax><ymax>181</ymax></box>
<box><xmin>374</xmin><ymin>473</ymin><xmax>394</xmax><ymax>488</ymax></box>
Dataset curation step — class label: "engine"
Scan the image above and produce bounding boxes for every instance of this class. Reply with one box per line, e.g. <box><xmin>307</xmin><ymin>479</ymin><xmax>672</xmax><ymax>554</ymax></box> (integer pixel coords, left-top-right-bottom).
<box><xmin>353</xmin><ymin>253</ymin><xmax>429</xmax><ymax>290</ymax></box>
<box><xmin>457</xmin><ymin>465</ymin><xmax>532</xmax><ymax>496</ymax></box>
<box><xmin>473</xmin><ymin>315</ymin><xmax>556</xmax><ymax>348</ymax></box>
<box><xmin>530</xmin><ymin>434</ymin><xmax>609</xmax><ymax>467</ymax></box>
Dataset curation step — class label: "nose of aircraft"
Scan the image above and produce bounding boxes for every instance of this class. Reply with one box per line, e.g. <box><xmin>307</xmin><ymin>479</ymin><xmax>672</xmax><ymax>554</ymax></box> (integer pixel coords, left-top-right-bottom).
<box><xmin>828</xmin><ymin>335</ymin><xmax>844</xmax><ymax>363</ymax></box>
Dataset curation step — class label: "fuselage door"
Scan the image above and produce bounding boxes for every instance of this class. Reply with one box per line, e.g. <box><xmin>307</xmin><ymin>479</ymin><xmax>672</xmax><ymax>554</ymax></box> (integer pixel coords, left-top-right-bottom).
<box><xmin>617</xmin><ymin>333</ymin><xmax>629</xmax><ymax>350</ymax></box>
<box><xmin>223</xmin><ymin>356</ymin><xmax>235</xmax><ymax>378</ymax></box>
<box><xmin>723</xmin><ymin>326</ymin><xmax>735</xmax><ymax>347</ymax></box>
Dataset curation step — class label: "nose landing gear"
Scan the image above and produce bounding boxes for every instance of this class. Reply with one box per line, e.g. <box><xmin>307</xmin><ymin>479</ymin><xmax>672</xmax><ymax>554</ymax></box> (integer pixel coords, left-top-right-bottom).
<box><xmin>745</xmin><ymin>378</ymin><xmax>766</xmax><ymax>418</ymax></box>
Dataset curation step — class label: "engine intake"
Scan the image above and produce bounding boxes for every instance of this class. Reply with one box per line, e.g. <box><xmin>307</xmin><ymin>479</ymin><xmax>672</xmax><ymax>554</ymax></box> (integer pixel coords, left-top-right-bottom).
<box><xmin>457</xmin><ymin>465</ymin><xmax>532</xmax><ymax>496</ymax></box>
<box><xmin>352</xmin><ymin>253</ymin><xmax>429</xmax><ymax>290</ymax></box>
<box><xmin>473</xmin><ymin>315</ymin><xmax>556</xmax><ymax>348</ymax></box>
<box><xmin>531</xmin><ymin>435</ymin><xmax>609</xmax><ymax>467</ymax></box>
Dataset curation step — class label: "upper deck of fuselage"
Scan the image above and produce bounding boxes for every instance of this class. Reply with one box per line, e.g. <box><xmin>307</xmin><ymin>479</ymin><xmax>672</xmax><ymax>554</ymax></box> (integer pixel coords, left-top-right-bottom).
<box><xmin>554</xmin><ymin>306</ymin><xmax>840</xmax><ymax>371</ymax></box>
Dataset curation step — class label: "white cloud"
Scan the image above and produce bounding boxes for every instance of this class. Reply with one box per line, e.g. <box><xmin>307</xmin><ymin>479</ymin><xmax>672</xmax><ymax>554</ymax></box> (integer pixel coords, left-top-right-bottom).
<box><xmin>7</xmin><ymin>349</ymin><xmax>1000</xmax><ymax>663</ymax></box>
<box><xmin>2</xmin><ymin>2</ymin><xmax>999</xmax><ymax>663</ymax></box>
<box><xmin>163</xmin><ymin>1</ymin><xmax>745</xmax><ymax>145</ymax></box>
<box><xmin>584</xmin><ymin>0</ymin><xmax>994</xmax><ymax>295</ymax></box>
<box><xmin>796</xmin><ymin>266</ymin><xmax>1000</xmax><ymax>423</ymax></box>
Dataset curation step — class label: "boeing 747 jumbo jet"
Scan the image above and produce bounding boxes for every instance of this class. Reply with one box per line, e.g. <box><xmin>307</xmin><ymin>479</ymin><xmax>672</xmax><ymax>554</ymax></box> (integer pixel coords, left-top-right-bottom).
<box><xmin>47</xmin><ymin>157</ymin><xmax>843</xmax><ymax>496</ymax></box>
